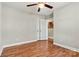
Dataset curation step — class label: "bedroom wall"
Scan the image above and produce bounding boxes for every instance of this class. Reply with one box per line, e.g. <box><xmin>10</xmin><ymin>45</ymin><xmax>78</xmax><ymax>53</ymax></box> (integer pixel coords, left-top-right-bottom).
<box><xmin>2</xmin><ymin>4</ymin><xmax>39</xmax><ymax>46</ymax></box>
<box><xmin>54</xmin><ymin>3</ymin><xmax>79</xmax><ymax>50</ymax></box>
<box><xmin>0</xmin><ymin>3</ymin><xmax>3</xmax><ymax>55</ymax></box>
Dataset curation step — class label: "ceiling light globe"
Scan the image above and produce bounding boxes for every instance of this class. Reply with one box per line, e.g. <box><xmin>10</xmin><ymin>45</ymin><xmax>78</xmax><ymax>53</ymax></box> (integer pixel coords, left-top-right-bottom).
<box><xmin>38</xmin><ymin>3</ymin><xmax>44</xmax><ymax>8</ymax></box>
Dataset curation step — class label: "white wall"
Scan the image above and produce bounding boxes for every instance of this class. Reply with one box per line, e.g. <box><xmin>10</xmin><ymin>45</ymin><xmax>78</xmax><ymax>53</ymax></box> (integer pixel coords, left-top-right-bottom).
<box><xmin>0</xmin><ymin>3</ymin><xmax>2</xmax><ymax>54</ymax></box>
<box><xmin>2</xmin><ymin>4</ymin><xmax>39</xmax><ymax>46</ymax></box>
<box><xmin>54</xmin><ymin>3</ymin><xmax>79</xmax><ymax>49</ymax></box>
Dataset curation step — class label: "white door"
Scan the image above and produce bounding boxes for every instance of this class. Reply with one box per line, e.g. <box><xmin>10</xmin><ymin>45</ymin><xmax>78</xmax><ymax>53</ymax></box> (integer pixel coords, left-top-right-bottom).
<box><xmin>37</xmin><ymin>19</ymin><xmax>48</xmax><ymax>40</ymax></box>
<box><xmin>40</xmin><ymin>19</ymin><xmax>48</xmax><ymax>40</ymax></box>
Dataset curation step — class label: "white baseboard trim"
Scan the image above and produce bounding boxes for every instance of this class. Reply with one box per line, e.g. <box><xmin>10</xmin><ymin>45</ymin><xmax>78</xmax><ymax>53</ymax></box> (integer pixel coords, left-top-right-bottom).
<box><xmin>3</xmin><ymin>40</ymin><xmax>37</xmax><ymax>48</ymax></box>
<box><xmin>54</xmin><ymin>42</ymin><xmax>79</xmax><ymax>52</ymax></box>
<box><xmin>0</xmin><ymin>47</ymin><xmax>3</xmax><ymax>56</ymax></box>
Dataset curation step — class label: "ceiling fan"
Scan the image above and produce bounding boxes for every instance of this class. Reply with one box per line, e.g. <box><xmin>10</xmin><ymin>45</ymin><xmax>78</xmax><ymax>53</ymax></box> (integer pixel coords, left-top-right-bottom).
<box><xmin>26</xmin><ymin>2</ymin><xmax>53</xmax><ymax>12</ymax></box>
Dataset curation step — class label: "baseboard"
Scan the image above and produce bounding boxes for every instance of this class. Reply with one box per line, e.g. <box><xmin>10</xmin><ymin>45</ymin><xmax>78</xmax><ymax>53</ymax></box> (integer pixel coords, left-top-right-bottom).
<box><xmin>54</xmin><ymin>42</ymin><xmax>79</xmax><ymax>52</ymax></box>
<box><xmin>3</xmin><ymin>40</ymin><xmax>37</xmax><ymax>48</ymax></box>
<box><xmin>0</xmin><ymin>47</ymin><xmax>3</xmax><ymax>56</ymax></box>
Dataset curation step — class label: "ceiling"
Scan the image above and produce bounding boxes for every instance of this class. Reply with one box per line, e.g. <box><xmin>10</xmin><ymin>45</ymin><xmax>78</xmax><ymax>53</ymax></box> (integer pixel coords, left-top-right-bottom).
<box><xmin>2</xmin><ymin>2</ymin><xmax>70</xmax><ymax>16</ymax></box>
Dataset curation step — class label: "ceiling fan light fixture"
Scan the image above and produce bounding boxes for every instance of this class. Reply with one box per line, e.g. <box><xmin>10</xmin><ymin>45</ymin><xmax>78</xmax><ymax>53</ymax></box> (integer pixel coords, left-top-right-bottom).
<box><xmin>38</xmin><ymin>3</ymin><xmax>44</xmax><ymax>8</ymax></box>
<box><xmin>26</xmin><ymin>2</ymin><xmax>53</xmax><ymax>12</ymax></box>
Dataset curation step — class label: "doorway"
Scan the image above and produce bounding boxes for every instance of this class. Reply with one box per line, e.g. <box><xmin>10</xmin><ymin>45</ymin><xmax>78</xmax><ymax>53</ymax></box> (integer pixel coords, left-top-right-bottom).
<box><xmin>48</xmin><ymin>20</ymin><xmax>54</xmax><ymax>44</ymax></box>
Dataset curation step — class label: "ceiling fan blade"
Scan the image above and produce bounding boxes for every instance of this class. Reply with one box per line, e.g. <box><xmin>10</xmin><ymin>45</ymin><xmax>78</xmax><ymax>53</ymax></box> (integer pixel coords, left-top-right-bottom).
<box><xmin>44</xmin><ymin>4</ymin><xmax>53</xmax><ymax>9</ymax></box>
<box><xmin>38</xmin><ymin>7</ymin><xmax>40</xmax><ymax>12</ymax></box>
<box><xmin>27</xmin><ymin>4</ymin><xmax>37</xmax><ymax>7</ymax></box>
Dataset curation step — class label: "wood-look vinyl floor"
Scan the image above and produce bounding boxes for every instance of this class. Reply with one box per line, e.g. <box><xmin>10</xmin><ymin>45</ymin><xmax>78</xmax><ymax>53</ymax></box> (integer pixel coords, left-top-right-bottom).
<box><xmin>1</xmin><ymin>40</ymin><xmax>79</xmax><ymax>57</ymax></box>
